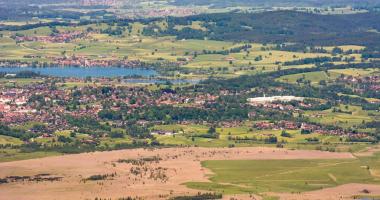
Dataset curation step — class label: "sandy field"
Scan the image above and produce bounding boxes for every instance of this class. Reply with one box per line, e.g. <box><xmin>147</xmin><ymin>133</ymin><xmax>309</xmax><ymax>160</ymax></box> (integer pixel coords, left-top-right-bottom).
<box><xmin>0</xmin><ymin>147</ymin><xmax>363</xmax><ymax>200</ymax></box>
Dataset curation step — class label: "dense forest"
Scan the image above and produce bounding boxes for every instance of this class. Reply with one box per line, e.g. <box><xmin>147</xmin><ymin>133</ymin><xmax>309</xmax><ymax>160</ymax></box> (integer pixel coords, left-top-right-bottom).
<box><xmin>143</xmin><ymin>11</ymin><xmax>380</xmax><ymax>47</ymax></box>
<box><xmin>172</xmin><ymin>0</ymin><xmax>380</xmax><ymax>8</ymax></box>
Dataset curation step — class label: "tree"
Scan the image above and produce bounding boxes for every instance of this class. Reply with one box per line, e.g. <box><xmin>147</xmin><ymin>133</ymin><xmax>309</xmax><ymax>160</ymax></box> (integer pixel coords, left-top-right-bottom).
<box><xmin>110</xmin><ymin>131</ymin><xmax>124</xmax><ymax>138</ymax></box>
<box><xmin>281</xmin><ymin>130</ymin><xmax>291</xmax><ymax>138</ymax></box>
<box><xmin>57</xmin><ymin>135</ymin><xmax>72</xmax><ymax>143</ymax></box>
<box><xmin>208</xmin><ymin>126</ymin><xmax>216</xmax><ymax>134</ymax></box>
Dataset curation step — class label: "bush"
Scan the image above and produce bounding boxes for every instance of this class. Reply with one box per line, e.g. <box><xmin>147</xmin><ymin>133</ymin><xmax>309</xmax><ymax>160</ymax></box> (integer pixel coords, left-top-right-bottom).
<box><xmin>281</xmin><ymin>130</ymin><xmax>292</xmax><ymax>138</ymax></box>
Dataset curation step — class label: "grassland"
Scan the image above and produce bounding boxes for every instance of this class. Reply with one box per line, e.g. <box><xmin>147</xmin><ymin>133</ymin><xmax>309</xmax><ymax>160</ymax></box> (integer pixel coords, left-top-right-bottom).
<box><xmin>277</xmin><ymin>68</ymin><xmax>379</xmax><ymax>86</ymax></box>
<box><xmin>186</xmin><ymin>153</ymin><xmax>380</xmax><ymax>195</ymax></box>
<box><xmin>304</xmin><ymin>104</ymin><xmax>376</xmax><ymax>129</ymax></box>
<box><xmin>0</xmin><ymin>135</ymin><xmax>23</xmax><ymax>145</ymax></box>
<box><xmin>0</xmin><ymin>22</ymin><xmax>367</xmax><ymax>78</ymax></box>
<box><xmin>0</xmin><ymin>149</ymin><xmax>61</xmax><ymax>162</ymax></box>
<box><xmin>0</xmin><ymin>120</ymin><xmax>370</xmax><ymax>163</ymax></box>
<box><xmin>153</xmin><ymin>123</ymin><xmax>372</xmax><ymax>152</ymax></box>
<box><xmin>0</xmin><ymin>146</ymin><xmax>355</xmax><ymax>199</ymax></box>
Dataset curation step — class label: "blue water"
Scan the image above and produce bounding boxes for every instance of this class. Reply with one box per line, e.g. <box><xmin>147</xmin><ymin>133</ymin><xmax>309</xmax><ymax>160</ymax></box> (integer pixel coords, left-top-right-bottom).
<box><xmin>124</xmin><ymin>78</ymin><xmax>201</xmax><ymax>84</ymax></box>
<box><xmin>0</xmin><ymin>67</ymin><xmax>157</xmax><ymax>78</ymax></box>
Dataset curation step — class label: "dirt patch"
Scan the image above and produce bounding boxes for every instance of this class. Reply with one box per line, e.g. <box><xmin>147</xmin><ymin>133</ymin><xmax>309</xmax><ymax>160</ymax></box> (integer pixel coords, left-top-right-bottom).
<box><xmin>354</xmin><ymin>145</ymin><xmax>380</xmax><ymax>157</ymax></box>
<box><xmin>0</xmin><ymin>147</ymin><xmax>354</xmax><ymax>200</ymax></box>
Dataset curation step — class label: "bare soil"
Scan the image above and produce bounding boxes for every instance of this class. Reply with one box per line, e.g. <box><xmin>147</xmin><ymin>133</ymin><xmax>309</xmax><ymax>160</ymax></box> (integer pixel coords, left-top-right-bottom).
<box><xmin>0</xmin><ymin>147</ymin><xmax>356</xmax><ymax>200</ymax></box>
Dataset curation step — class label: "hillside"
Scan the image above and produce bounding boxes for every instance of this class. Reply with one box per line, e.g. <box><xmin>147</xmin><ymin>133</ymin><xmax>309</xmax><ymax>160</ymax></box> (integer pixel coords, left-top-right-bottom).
<box><xmin>146</xmin><ymin>11</ymin><xmax>380</xmax><ymax>46</ymax></box>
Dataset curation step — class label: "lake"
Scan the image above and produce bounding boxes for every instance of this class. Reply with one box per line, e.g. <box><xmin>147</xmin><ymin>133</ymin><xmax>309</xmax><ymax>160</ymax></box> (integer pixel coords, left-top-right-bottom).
<box><xmin>124</xmin><ymin>78</ymin><xmax>201</xmax><ymax>84</ymax></box>
<box><xmin>0</xmin><ymin>67</ymin><xmax>157</xmax><ymax>78</ymax></box>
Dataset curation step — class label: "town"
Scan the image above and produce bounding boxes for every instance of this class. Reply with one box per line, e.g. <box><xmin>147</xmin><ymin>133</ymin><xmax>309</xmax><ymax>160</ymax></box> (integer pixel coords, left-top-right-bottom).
<box><xmin>1</xmin><ymin>1</ymin><xmax>380</xmax><ymax>200</ymax></box>
<box><xmin>0</xmin><ymin>72</ymin><xmax>377</xmax><ymax>148</ymax></box>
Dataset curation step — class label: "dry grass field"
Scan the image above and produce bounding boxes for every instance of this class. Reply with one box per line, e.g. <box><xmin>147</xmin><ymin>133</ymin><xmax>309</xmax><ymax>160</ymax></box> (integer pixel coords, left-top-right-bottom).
<box><xmin>0</xmin><ymin>147</ymin><xmax>356</xmax><ymax>200</ymax></box>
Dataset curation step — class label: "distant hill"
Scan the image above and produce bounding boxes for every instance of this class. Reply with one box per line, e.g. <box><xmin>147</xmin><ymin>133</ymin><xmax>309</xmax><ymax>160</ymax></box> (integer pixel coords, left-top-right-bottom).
<box><xmin>0</xmin><ymin>0</ymin><xmax>75</xmax><ymax>6</ymax></box>
<box><xmin>172</xmin><ymin>0</ymin><xmax>380</xmax><ymax>8</ymax></box>
<box><xmin>146</xmin><ymin>10</ymin><xmax>380</xmax><ymax>47</ymax></box>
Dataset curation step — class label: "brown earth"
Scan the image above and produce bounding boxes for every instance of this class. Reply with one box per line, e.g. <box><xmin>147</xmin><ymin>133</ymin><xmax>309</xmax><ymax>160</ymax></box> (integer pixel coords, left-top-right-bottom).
<box><xmin>0</xmin><ymin>147</ymin><xmax>357</xmax><ymax>200</ymax></box>
<box><xmin>354</xmin><ymin>145</ymin><xmax>380</xmax><ymax>157</ymax></box>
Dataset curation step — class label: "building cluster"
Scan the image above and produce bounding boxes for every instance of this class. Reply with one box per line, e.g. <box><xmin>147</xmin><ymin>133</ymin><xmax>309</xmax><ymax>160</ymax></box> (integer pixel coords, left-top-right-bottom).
<box><xmin>80</xmin><ymin>0</ymin><xmax>118</xmax><ymax>6</ymax></box>
<box><xmin>143</xmin><ymin>8</ymin><xmax>199</xmax><ymax>17</ymax></box>
<box><xmin>247</xmin><ymin>95</ymin><xmax>312</xmax><ymax>112</ymax></box>
<box><xmin>254</xmin><ymin>121</ymin><xmax>369</xmax><ymax>138</ymax></box>
<box><xmin>52</xmin><ymin>56</ymin><xmax>144</xmax><ymax>68</ymax></box>
<box><xmin>337</xmin><ymin>75</ymin><xmax>380</xmax><ymax>93</ymax></box>
<box><xmin>0</xmin><ymin>89</ymin><xmax>34</xmax><ymax>124</ymax></box>
<box><xmin>0</xmin><ymin>77</ymin><xmax>374</xmax><ymax>141</ymax></box>
<box><xmin>0</xmin><ymin>79</ymin><xmax>218</xmax><ymax>129</ymax></box>
<box><xmin>247</xmin><ymin>96</ymin><xmax>305</xmax><ymax>104</ymax></box>
<box><xmin>15</xmin><ymin>31</ymin><xmax>87</xmax><ymax>43</ymax></box>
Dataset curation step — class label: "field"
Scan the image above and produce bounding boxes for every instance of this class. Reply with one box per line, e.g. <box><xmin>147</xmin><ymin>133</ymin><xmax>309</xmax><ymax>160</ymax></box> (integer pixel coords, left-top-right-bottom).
<box><xmin>304</xmin><ymin>104</ymin><xmax>377</xmax><ymax>129</ymax></box>
<box><xmin>277</xmin><ymin>68</ymin><xmax>379</xmax><ymax>86</ymax></box>
<box><xmin>187</xmin><ymin>156</ymin><xmax>380</xmax><ymax>194</ymax></box>
<box><xmin>0</xmin><ymin>21</ymin><xmax>367</xmax><ymax>79</ymax></box>
<box><xmin>0</xmin><ymin>135</ymin><xmax>23</xmax><ymax>145</ymax></box>
<box><xmin>0</xmin><ymin>8</ymin><xmax>379</xmax><ymax>200</ymax></box>
<box><xmin>0</xmin><ymin>147</ymin><xmax>359</xmax><ymax>200</ymax></box>
<box><xmin>152</xmin><ymin>123</ymin><xmax>372</xmax><ymax>153</ymax></box>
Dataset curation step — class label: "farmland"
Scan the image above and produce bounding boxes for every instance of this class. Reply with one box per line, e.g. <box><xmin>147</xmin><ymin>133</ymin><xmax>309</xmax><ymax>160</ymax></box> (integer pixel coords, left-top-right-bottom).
<box><xmin>0</xmin><ymin>12</ymin><xmax>375</xmax><ymax>79</ymax></box>
<box><xmin>0</xmin><ymin>146</ymin><xmax>361</xmax><ymax>200</ymax></box>
<box><xmin>0</xmin><ymin>2</ymin><xmax>379</xmax><ymax>200</ymax></box>
<box><xmin>188</xmin><ymin>154</ymin><xmax>380</xmax><ymax>194</ymax></box>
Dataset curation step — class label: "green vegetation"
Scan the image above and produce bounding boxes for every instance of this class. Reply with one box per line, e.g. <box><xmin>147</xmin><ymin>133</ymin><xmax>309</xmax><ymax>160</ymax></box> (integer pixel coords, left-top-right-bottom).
<box><xmin>0</xmin><ymin>149</ymin><xmax>61</xmax><ymax>162</ymax></box>
<box><xmin>169</xmin><ymin>192</ymin><xmax>222</xmax><ymax>200</ymax></box>
<box><xmin>186</xmin><ymin>153</ymin><xmax>380</xmax><ymax>195</ymax></box>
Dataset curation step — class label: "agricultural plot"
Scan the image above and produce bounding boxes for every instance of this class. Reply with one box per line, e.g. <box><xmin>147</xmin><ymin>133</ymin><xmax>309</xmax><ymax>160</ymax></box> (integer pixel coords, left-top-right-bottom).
<box><xmin>187</xmin><ymin>153</ymin><xmax>380</xmax><ymax>196</ymax></box>
<box><xmin>0</xmin><ymin>135</ymin><xmax>23</xmax><ymax>145</ymax></box>
<box><xmin>277</xmin><ymin>68</ymin><xmax>380</xmax><ymax>86</ymax></box>
<box><xmin>0</xmin><ymin>7</ymin><xmax>379</xmax><ymax>200</ymax></box>
<box><xmin>304</xmin><ymin>105</ymin><xmax>374</xmax><ymax>129</ymax></box>
<box><xmin>0</xmin><ymin>20</ymin><xmax>368</xmax><ymax>78</ymax></box>
<box><xmin>154</xmin><ymin>123</ymin><xmax>352</xmax><ymax>149</ymax></box>
<box><xmin>0</xmin><ymin>147</ymin><xmax>357</xmax><ymax>200</ymax></box>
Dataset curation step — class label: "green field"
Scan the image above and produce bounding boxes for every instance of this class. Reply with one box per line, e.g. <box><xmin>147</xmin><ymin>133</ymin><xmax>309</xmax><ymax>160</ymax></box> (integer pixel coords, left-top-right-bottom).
<box><xmin>0</xmin><ymin>135</ymin><xmax>23</xmax><ymax>145</ymax></box>
<box><xmin>305</xmin><ymin>105</ymin><xmax>375</xmax><ymax>129</ymax></box>
<box><xmin>0</xmin><ymin>21</ymin><xmax>367</xmax><ymax>78</ymax></box>
<box><xmin>277</xmin><ymin>68</ymin><xmax>379</xmax><ymax>86</ymax></box>
<box><xmin>153</xmin><ymin>123</ymin><xmax>371</xmax><ymax>152</ymax></box>
<box><xmin>0</xmin><ymin>149</ymin><xmax>61</xmax><ymax>162</ymax></box>
<box><xmin>186</xmin><ymin>153</ymin><xmax>380</xmax><ymax>195</ymax></box>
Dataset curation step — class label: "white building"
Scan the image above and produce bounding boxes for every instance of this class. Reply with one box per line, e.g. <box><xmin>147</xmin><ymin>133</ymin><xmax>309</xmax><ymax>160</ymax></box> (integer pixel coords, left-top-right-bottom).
<box><xmin>247</xmin><ymin>96</ymin><xmax>304</xmax><ymax>104</ymax></box>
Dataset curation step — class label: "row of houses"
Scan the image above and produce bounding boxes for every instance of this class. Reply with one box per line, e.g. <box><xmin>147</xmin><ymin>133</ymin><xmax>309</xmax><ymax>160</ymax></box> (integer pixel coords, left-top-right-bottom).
<box><xmin>15</xmin><ymin>31</ymin><xmax>86</xmax><ymax>43</ymax></box>
<box><xmin>254</xmin><ymin>121</ymin><xmax>369</xmax><ymax>138</ymax></box>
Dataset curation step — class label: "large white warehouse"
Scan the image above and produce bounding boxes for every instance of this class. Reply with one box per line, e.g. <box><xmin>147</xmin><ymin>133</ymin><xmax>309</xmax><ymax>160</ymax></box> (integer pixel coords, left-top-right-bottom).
<box><xmin>247</xmin><ymin>96</ymin><xmax>304</xmax><ymax>104</ymax></box>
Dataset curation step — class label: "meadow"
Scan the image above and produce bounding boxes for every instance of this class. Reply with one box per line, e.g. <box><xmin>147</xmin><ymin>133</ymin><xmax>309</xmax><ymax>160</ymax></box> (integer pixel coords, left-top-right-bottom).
<box><xmin>277</xmin><ymin>68</ymin><xmax>379</xmax><ymax>86</ymax></box>
<box><xmin>0</xmin><ymin>146</ymin><xmax>358</xmax><ymax>200</ymax></box>
<box><xmin>153</xmin><ymin>123</ymin><xmax>371</xmax><ymax>153</ymax></box>
<box><xmin>304</xmin><ymin>104</ymin><xmax>377</xmax><ymax>129</ymax></box>
<box><xmin>0</xmin><ymin>7</ymin><xmax>379</xmax><ymax>200</ymax></box>
<box><xmin>186</xmin><ymin>152</ymin><xmax>380</xmax><ymax>197</ymax></box>
<box><xmin>0</xmin><ymin>21</ymin><xmax>368</xmax><ymax>79</ymax></box>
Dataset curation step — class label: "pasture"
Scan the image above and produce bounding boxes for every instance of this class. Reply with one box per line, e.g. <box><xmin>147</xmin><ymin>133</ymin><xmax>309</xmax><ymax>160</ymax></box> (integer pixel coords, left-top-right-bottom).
<box><xmin>304</xmin><ymin>104</ymin><xmax>374</xmax><ymax>129</ymax></box>
<box><xmin>186</xmin><ymin>152</ymin><xmax>380</xmax><ymax>196</ymax></box>
<box><xmin>153</xmin><ymin>123</ymin><xmax>369</xmax><ymax>152</ymax></box>
<box><xmin>0</xmin><ymin>147</ymin><xmax>356</xmax><ymax>199</ymax></box>
<box><xmin>277</xmin><ymin>68</ymin><xmax>379</xmax><ymax>86</ymax></box>
<box><xmin>0</xmin><ymin>21</ymin><xmax>368</xmax><ymax>78</ymax></box>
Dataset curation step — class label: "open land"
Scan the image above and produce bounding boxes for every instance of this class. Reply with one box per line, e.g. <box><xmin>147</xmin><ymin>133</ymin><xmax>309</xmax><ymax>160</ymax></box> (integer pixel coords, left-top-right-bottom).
<box><xmin>0</xmin><ymin>2</ymin><xmax>380</xmax><ymax>200</ymax></box>
<box><xmin>0</xmin><ymin>146</ymin><xmax>364</xmax><ymax>200</ymax></box>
